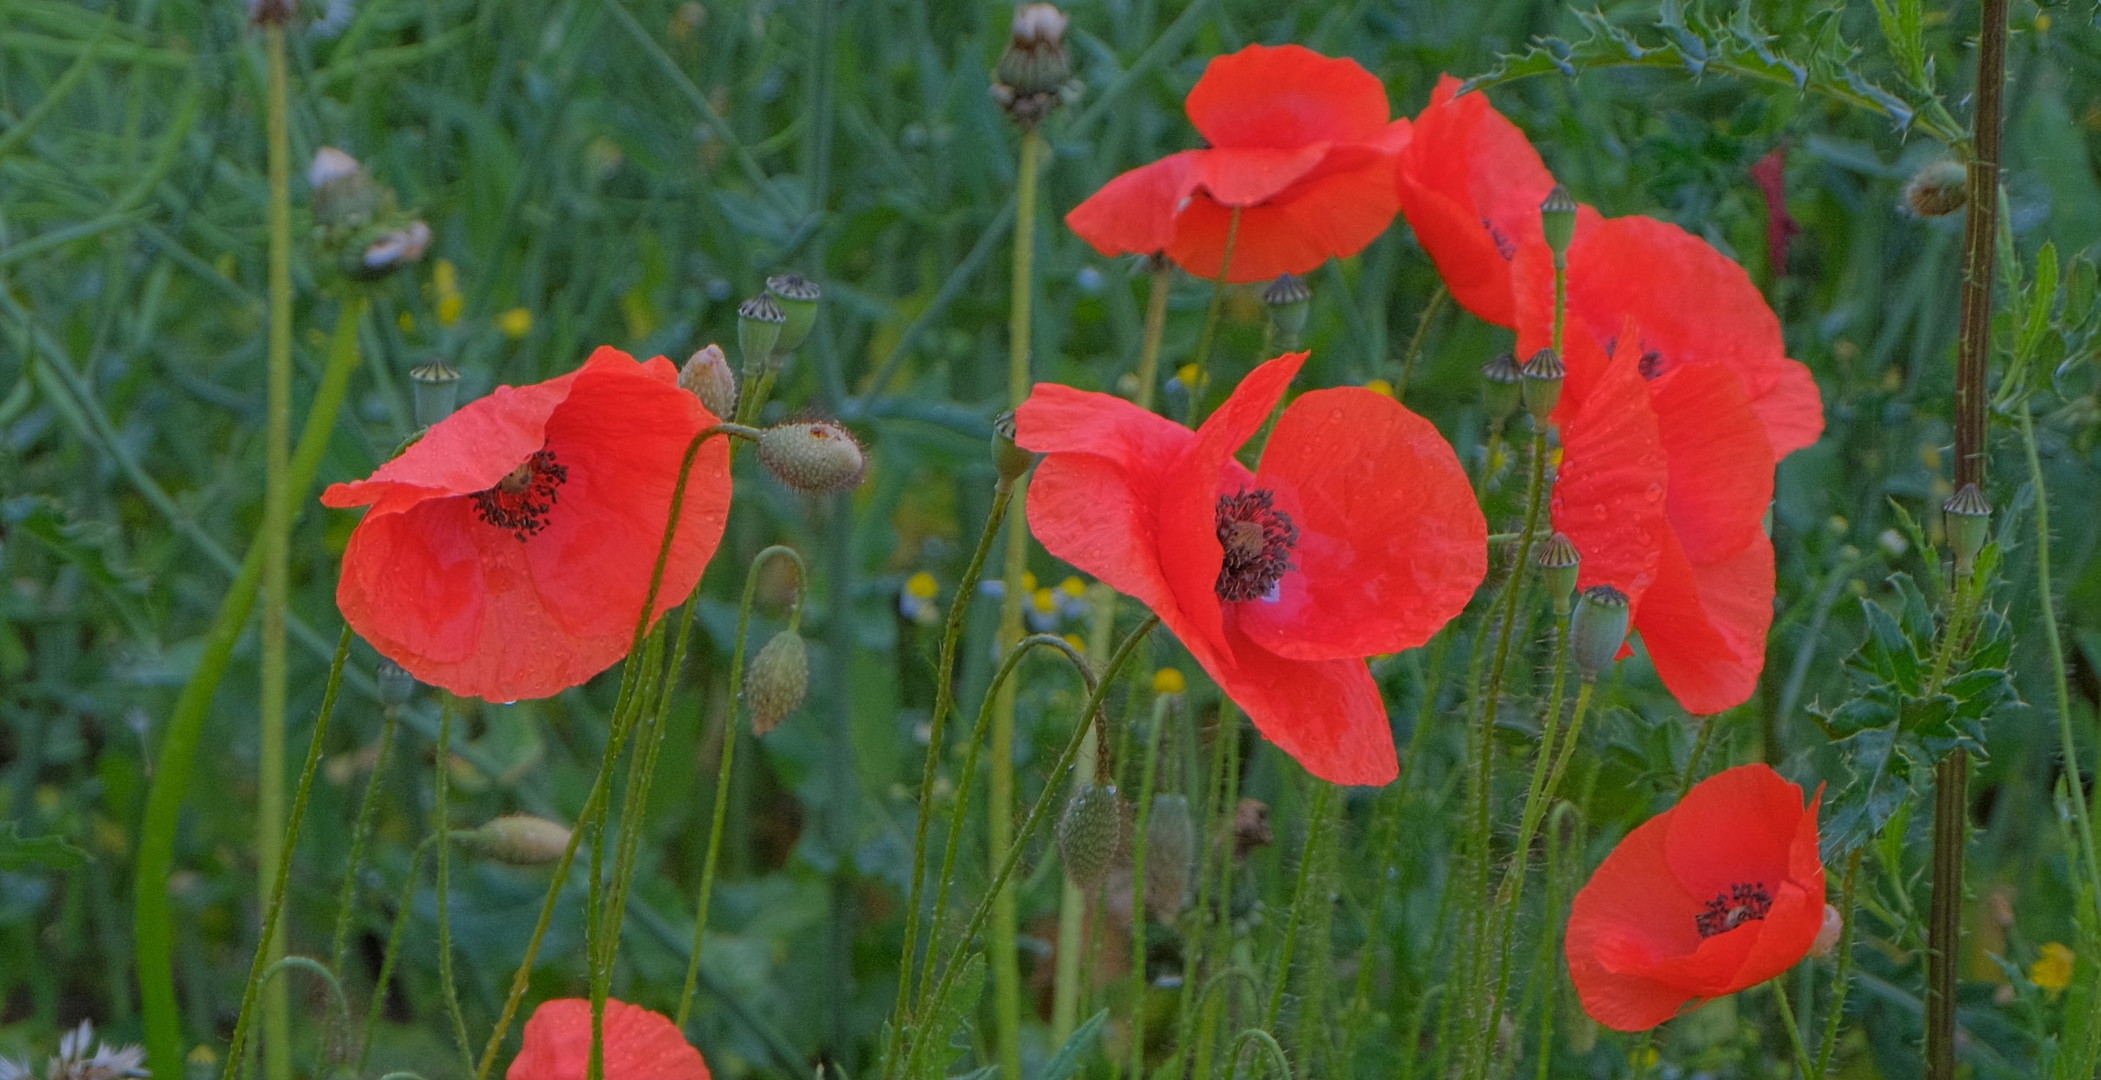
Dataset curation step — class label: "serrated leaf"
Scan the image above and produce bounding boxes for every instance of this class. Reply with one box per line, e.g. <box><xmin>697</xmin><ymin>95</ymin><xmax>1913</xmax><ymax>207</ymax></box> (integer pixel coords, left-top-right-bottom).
<box><xmin>2065</xmin><ymin>256</ymin><xmax>2097</xmax><ymax>328</ymax></box>
<box><xmin>1843</xmin><ymin>69</ymin><xmax>1915</xmax><ymax>132</ymax></box>
<box><xmin>1824</xmin><ymin>727</ymin><xmax>1915</xmax><ymax>859</ymax></box>
<box><xmin>1032</xmin><ymin>1010</ymin><xmax>1107</xmax><ymax>1080</ymax></box>
<box><xmin>1815</xmin><ymin>691</ymin><xmax>1900</xmax><ymax>739</ymax></box>
<box><xmin>1857</xmin><ymin>597</ymin><xmax>1923</xmax><ymax>694</ymax></box>
<box><xmin>0</xmin><ymin>823</ymin><xmax>90</xmax><ymax>870</ymax></box>
<box><xmin>1656</xmin><ymin>0</ymin><xmax>1711</xmax><ymax>75</ymax></box>
<box><xmin>906</xmin><ymin>953</ymin><xmax>985</xmax><ymax>1080</ymax></box>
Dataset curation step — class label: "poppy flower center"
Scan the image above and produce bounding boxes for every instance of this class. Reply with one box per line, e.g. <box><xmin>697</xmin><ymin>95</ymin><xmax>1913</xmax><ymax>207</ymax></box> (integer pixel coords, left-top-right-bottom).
<box><xmin>472</xmin><ymin>448</ymin><xmax>568</xmax><ymax>542</ymax></box>
<box><xmin>1214</xmin><ymin>488</ymin><xmax>1298</xmax><ymax>602</ymax></box>
<box><xmin>1693</xmin><ymin>881</ymin><xmax>1774</xmax><ymax>938</ymax></box>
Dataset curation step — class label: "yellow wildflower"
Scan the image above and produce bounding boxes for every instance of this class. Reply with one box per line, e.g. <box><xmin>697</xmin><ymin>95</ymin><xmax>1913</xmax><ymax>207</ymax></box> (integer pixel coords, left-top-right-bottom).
<box><xmin>2032</xmin><ymin>942</ymin><xmax>2075</xmax><ymax>995</ymax></box>
<box><xmin>1152</xmin><ymin>668</ymin><xmax>1187</xmax><ymax>695</ymax></box>
<box><xmin>497</xmin><ymin>307</ymin><xmax>534</xmax><ymax>339</ymax></box>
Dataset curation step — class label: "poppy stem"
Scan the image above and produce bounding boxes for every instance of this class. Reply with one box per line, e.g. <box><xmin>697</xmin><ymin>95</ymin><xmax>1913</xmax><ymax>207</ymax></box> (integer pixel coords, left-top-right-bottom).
<box><xmin>885</xmin><ymin>474</ymin><xmax>1017</xmax><ymax>1070</ymax></box>
<box><xmin>1770</xmin><ymin>978</ymin><xmax>1816</xmax><ymax>1079</ymax></box>
<box><xmin>433</xmin><ymin>697</ymin><xmax>476</xmax><ymax>1075</ymax></box>
<box><xmin>1127</xmin><ymin>694</ymin><xmax>1173</xmax><ymax>1080</ymax></box>
<box><xmin>1166</xmin><ymin>696</ymin><xmax>1245</xmax><ymax>1079</ymax></box>
<box><xmin>360</xmin><ymin>835</ymin><xmax>437</xmax><ymax>1071</ymax></box>
<box><xmin>1394</xmin><ymin>285</ymin><xmax>1449</xmax><ymax>403</ymax></box>
<box><xmin>1809</xmin><ymin>850</ymin><xmax>1863</xmax><ymax>1080</ymax></box>
<box><xmin>1187</xmin><ymin>207</ymin><xmax>1243</xmax><ymax>421</ymax></box>
<box><xmin>330</xmin><ymin>707</ymin><xmax>399</xmax><ymax>977</ymax></box>
<box><xmin>678</xmin><ymin>545</ymin><xmax>806</xmax><ymax>1028</ymax></box>
<box><xmin>1264</xmin><ymin>779</ymin><xmax>1336</xmax><ymax>1032</ymax></box>
<box><xmin>1133</xmin><ymin>258</ymin><xmax>1175</xmax><ymax>412</ymax></box>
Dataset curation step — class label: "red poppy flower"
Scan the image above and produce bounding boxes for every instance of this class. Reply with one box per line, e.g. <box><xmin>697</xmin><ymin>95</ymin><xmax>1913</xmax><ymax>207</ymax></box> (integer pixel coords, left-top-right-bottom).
<box><xmin>322</xmin><ymin>347</ymin><xmax>731</xmax><ymax>702</ymax></box>
<box><xmin>1015</xmin><ymin>352</ymin><xmax>1486</xmax><ymax>785</ymax></box>
<box><xmin>1392</xmin><ymin>75</ymin><xmax>1558</xmax><ymax>327</ymax></box>
<box><xmin>1566</xmin><ymin>764</ymin><xmax>1825</xmax><ymax>1031</ymax></box>
<box><xmin>508</xmin><ymin>998</ymin><xmax>711</xmax><ymax>1080</ymax></box>
<box><xmin>1065</xmin><ymin>44</ymin><xmax>1411</xmax><ymax>284</ymax></box>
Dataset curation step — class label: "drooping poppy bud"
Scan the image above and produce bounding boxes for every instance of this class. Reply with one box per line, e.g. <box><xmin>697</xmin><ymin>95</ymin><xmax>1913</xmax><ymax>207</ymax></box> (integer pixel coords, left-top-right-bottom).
<box><xmin>1521</xmin><ymin>347</ymin><xmax>1565</xmax><ymax>422</ymax></box>
<box><xmin>1943</xmin><ymin>482</ymin><xmax>1991</xmax><ymax>577</ymax></box>
<box><xmin>1480</xmin><ymin>352</ymin><xmax>1523</xmax><ymax>421</ymax></box>
<box><xmin>1144</xmin><ymin>793</ymin><xmax>1195</xmax><ymax>922</ymax></box>
<box><xmin>679</xmin><ymin>344</ymin><xmax>737</xmax><ymax>419</ymax></box>
<box><xmin>1569</xmin><ymin>584</ymin><xmax>1631</xmax><ymax>680</ymax></box>
<box><xmin>459</xmin><ymin>815</ymin><xmax>573</xmax><ymax>866</ymax></box>
<box><xmin>376</xmin><ymin>659</ymin><xmax>417</xmax><ymax>711</ymax></box>
<box><xmin>1811</xmin><ymin>903</ymin><xmax>1844</xmax><ymax>958</ymax></box>
<box><xmin>746</xmin><ymin>630</ymin><xmax>808</xmax><ymax>736</ymax></box>
<box><xmin>1540</xmin><ymin>184</ymin><xmax>1578</xmax><ymax>259</ymax></box>
<box><xmin>1263</xmin><ymin>273</ymin><xmax>1313</xmax><ymax>349</ymax></box>
<box><xmin>1904</xmin><ymin>159</ymin><xmax>1969</xmax><ymax>218</ymax></box>
<box><xmin>991</xmin><ymin>411</ymin><xmax>1034</xmax><ymax>483</ymax></box>
<box><xmin>765</xmin><ymin>275</ymin><xmax>821</xmax><ymax>353</ymax></box>
<box><xmin>757</xmin><ymin>421</ymin><xmax>866</xmax><ymax>493</ymax></box>
<box><xmin>1056</xmin><ymin>782</ymin><xmax>1123</xmax><ymax>891</ymax></box>
<box><xmin>736</xmin><ymin>294</ymin><xmax>786</xmax><ymax>370</ymax></box>
<box><xmin>409</xmin><ymin>360</ymin><xmax>462</xmax><ymax>427</ymax></box>
<box><xmin>1535</xmin><ymin>531</ymin><xmax>1581</xmax><ymax>615</ymax></box>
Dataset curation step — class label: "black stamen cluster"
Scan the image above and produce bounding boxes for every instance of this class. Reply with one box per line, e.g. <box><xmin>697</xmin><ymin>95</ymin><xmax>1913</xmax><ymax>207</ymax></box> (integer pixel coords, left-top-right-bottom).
<box><xmin>1214</xmin><ymin>488</ymin><xmax>1299</xmax><ymax>602</ymax></box>
<box><xmin>1694</xmin><ymin>881</ymin><xmax>1774</xmax><ymax>938</ymax></box>
<box><xmin>472</xmin><ymin>449</ymin><xmax>568</xmax><ymax>542</ymax></box>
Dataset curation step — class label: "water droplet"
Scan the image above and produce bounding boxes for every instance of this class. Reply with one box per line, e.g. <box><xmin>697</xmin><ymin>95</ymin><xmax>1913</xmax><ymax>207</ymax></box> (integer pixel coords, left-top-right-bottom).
<box><xmin>1644</xmin><ymin>483</ymin><xmax>1664</xmax><ymax>503</ymax></box>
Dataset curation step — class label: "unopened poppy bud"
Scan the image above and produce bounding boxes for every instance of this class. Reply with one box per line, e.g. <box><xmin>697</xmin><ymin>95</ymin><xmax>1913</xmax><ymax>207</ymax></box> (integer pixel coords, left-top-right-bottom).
<box><xmin>737</xmin><ymin>294</ymin><xmax>786</xmax><ymax>368</ymax></box>
<box><xmin>1263</xmin><ymin>273</ymin><xmax>1313</xmax><ymax>348</ymax></box>
<box><xmin>458</xmin><ymin>815</ymin><xmax>572</xmax><ymax>866</ymax></box>
<box><xmin>1521</xmin><ymin>347</ymin><xmax>1565</xmax><ymax>422</ymax></box>
<box><xmin>765</xmin><ymin>275</ymin><xmax>821</xmax><ymax>353</ymax></box>
<box><xmin>679</xmin><ymin>344</ymin><xmax>738</xmax><ymax>419</ymax></box>
<box><xmin>1943</xmin><ymin>483</ymin><xmax>1991</xmax><ymax>577</ymax></box>
<box><xmin>994</xmin><ymin>3</ymin><xmax>1074</xmax><ymax>123</ymax></box>
<box><xmin>1056</xmin><ymin>782</ymin><xmax>1122</xmax><ymax>891</ymax></box>
<box><xmin>991</xmin><ymin>411</ymin><xmax>1034</xmax><ymax>483</ymax></box>
<box><xmin>1541</xmin><ymin>184</ymin><xmax>1578</xmax><ymax>257</ymax></box>
<box><xmin>746</xmin><ymin>630</ymin><xmax>808</xmax><ymax>735</ymax></box>
<box><xmin>1480</xmin><ymin>352</ymin><xmax>1523</xmax><ymax>421</ymax></box>
<box><xmin>350</xmin><ymin>221</ymin><xmax>432</xmax><ymax>280</ymax></box>
<box><xmin>1811</xmin><ymin>903</ymin><xmax>1844</xmax><ymax>958</ymax></box>
<box><xmin>1569</xmin><ymin>584</ymin><xmax>1631</xmax><ymax>681</ymax></box>
<box><xmin>1536</xmin><ymin>532</ymin><xmax>1581</xmax><ymax>615</ymax></box>
<box><xmin>410</xmin><ymin>360</ymin><xmax>462</xmax><ymax>427</ymax></box>
<box><xmin>376</xmin><ymin>659</ymin><xmax>417</xmax><ymax>711</ymax></box>
<box><xmin>309</xmin><ymin>147</ymin><xmax>378</xmax><ymax>229</ymax></box>
<box><xmin>1905</xmin><ymin>159</ymin><xmax>1969</xmax><ymax>218</ymax></box>
<box><xmin>1144</xmin><ymin>793</ymin><xmax>1195</xmax><ymax>921</ymax></box>
<box><xmin>757</xmin><ymin>421</ymin><xmax>866</xmax><ymax>493</ymax></box>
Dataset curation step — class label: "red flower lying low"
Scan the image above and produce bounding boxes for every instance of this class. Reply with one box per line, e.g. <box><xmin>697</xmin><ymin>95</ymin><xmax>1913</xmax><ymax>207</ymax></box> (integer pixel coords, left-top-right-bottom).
<box><xmin>1066</xmin><ymin>44</ymin><xmax>1411</xmax><ymax>283</ymax></box>
<box><xmin>323</xmin><ymin>347</ymin><xmax>731</xmax><ymax>702</ymax></box>
<box><xmin>508</xmin><ymin>998</ymin><xmax>711</xmax><ymax>1080</ymax></box>
<box><xmin>1016</xmin><ymin>353</ymin><xmax>1486</xmax><ymax>785</ymax></box>
<box><xmin>1567</xmin><ymin>764</ymin><xmax>1826</xmax><ymax>1031</ymax></box>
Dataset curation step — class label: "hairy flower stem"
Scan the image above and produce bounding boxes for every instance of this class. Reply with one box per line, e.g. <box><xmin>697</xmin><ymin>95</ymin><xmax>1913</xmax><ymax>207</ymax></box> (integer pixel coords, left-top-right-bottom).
<box><xmin>1264</xmin><ymin>779</ymin><xmax>1337</xmax><ymax>1031</ymax></box>
<box><xmin>1165</xmin><ymin>699</ymin><xmax>1244</xmax><ymax>1078</ymax></box>
<box><xmin>257</xmin><ymin>24</ymin><xmax>296</xmax><ymax>1080</ymax></box>
<box><xmin>435</xmin><ymin>697</ymin><xmax>474</xmax><ymax>1073</ymax></box>
<box><xmin>224</xmin><ymin>627</ymin><xmax>353</xmax><ymax>1080</ymax></box>
<box><xmin>331</xmin><ymin>708</ymin><xmax>400</xmax><ymax>975</ymax></box>
<box><xmin>1483</xmin><ymin>620</ymin><xmax>1579</xmax><ymax>1030</ymax></box>
<box><xmin>1134</xmin><ymin>260</ymin><xmax>1174</xmax><ymax>412</ymax></box>
<box><xmin>1771</xmin><ymin>979</ymin><xmax>1816</xmax><ymax>1078</ymax></box>
<box><xmin>1929</xmin><ymin>0</ymin><xmax>2006</xmax><ymax>1074</ymax></box>
<box><xmin>136</xmin><ymin>294</ymin><xmax>367</xmax><ymax>1080</ymax></box>
<box><xmin>1187</xmin><ymin>209</ymin><xmax>1243</xmax><ymax>420</ymax></box>
<box><xmin>359</xmin><ymin>835</ymin><xmax>436</xmax><ymax>1069</ymax></box>
<box><xmin>1127</xmin><ymin>694</ymin><xmax>1171</xmax><ymax>1079</ymax></box>
<box><xmin>1810</xmin><ymin>850</ymin><xmax>1863</xmax><ymax>1080</ymax></box>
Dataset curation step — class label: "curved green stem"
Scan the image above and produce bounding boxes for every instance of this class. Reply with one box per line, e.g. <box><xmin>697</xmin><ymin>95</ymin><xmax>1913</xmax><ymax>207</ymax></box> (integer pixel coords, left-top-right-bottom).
<box><xmin>331</xmin><ymin>708</ymin><xmax>400</xmax><ymax>975</ymax></box>
<box><xmin>360</xmin><ymin>836</ymin><xmax>437</xmax><ymax>1071</ymax></box>
<box><xmin>1187</xmin><ymin>209</ymin><xmax>1243</xmax><ymax>421</ymax></box>
<box><xmin>1230</xmin><ymin>1028</ymin><xmax>1293</xmax><ymax>1080</ymax></box>
<box><xmin>1772</xmin><ymin>978</ymin><xmax>1815</xmax><ymax>1078</ymax></box>
<box><xmin>1264</xmin><ymin>781</ymin><xmax>1335</xmax><ymax>1032</ymax></box>
<box><xmin>1126</xmin><ymin>694</ymin><xmax>1172</xmax><ymax>1079</ymax></box>
<box><xmin>1811</xmin><ymin>850</ymin><xmax>1862</xmax><ymax>1080</ymax></box>
<box><xmin>434</xmin><ymin>698</ymin><xmax>473</xmax><ymax>1072</ymax></box>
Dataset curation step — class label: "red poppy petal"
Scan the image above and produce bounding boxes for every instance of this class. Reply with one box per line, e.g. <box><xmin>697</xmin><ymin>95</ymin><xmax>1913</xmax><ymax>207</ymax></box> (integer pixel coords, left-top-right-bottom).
<box><xmin>1634</xmin><ymin>532</ymin><xmax>1774</xmax><ymax>715</ymax></box>
<box><xmin>1169</xmin><ymin>148</ymin><xmax>1404</xmax><ymax>283</ymax></box>
<box><xmin>1567</xmin><ymin>811</ymin><xmax>1704</xmax><ymax>1031</ymax></box>
<box><xmin>1549</xmin><ymin>331</ymin><xmax>1668</xmax><ymax>605</ymax></box>
<box><xmin>1662</xmin><ymin>764</ymin><xmax>1810</xmax><ymax>904</ymax></box>
<box><xmin>1014</xmin><ymin>383</ymin><xmax>1194</xmax><ymax>608</ymax></box>
<box><xmin>1154</xmin><ymin>354</ymin><xmax>1306</xmax><ymax>651</ymax></box>
<box><xmin>1716</xmin><ymin>879</ymin><xmax>1823</xmax><ymax>993</ymax></box>
<box><xmin>1195</xmin><ymin>143</ymin><xmax>1331</xmax><ymax>206</ymax></box>
<box><xmin>1014</xmin><ymin>382</ymin><xmax>1194</xmax><ymax>458</ymax></box>
<box><xmin>322</xmin><ymin>363</ymin><xmax>586</xmax><ymax>509</ymax></box>
<box><xmin>1648</xmin><ymin>364</ymin><xmax>1774</xmax><ymax>563</ymax></box>
<box><xmin>1235</xmin><ymin>387</ymin><xmax>1485</xmax><ymax>659</ymax></box>
<box><xmin>1753</xmin><ymin>358</ymin><xmax>1826</xmax><ymax>460</ymax></box>
<box><xmin>1186</xmin><ymin>44</ymin><xmax>1390</xmax><ymax>149</ymax></box>
<box><xmin>337</xmin><ymin>498</ymin><xmax>488</xmax><ymax>667</ymax></box>
<box><xmin>508</xmin><ymin>999</ymin><xmax>710</xmax><ymax>1080</ymax></box>
<box><xmin>1183</xmin><ymin>621</ymin><xmax>1396</xmax><ymax>785</ymax></box>
<box><xmin>1628</xmin><ymin>912</ymin><xmax>1767</xmax><ymax>997</ymax></box>
<box><xmin>1065</xmin><ymin>152</ymin><xmax>1204</xmax><ymax>260</ymax></box>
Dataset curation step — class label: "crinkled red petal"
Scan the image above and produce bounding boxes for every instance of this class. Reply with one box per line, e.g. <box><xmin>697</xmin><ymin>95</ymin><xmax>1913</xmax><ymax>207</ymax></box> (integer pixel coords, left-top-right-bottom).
<box><xmin>1634</xmin><ymin>531</ymin><xmax>1775</xmax><ymax>715</ymax></box>
<box><xmin>1186</xmin><ymin>44</ymin><xmax>1391</xmax><ymax>149</ymax></box>
<box><xmin>1065</xmin><ymin>152</ymin><xmax>1203</xmax><ymax>260</ymax></box>
<box><xmin>1549</xmin><ymin>329</ymin><xmax>1668</xmax><ymax>606</ymax></box>
<box><xmin>507</xmin><ymin>999</ymin><xmax>711</xmax><ymax>1080</ymax></box>
<box><xmin>1168</xmin><ymin>142</ymin><xmax>1405</xmax><ymax>283</ymax></box>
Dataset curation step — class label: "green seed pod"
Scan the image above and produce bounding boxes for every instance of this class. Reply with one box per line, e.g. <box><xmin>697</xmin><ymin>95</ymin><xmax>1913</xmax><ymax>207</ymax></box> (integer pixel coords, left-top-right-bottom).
<box><xmin>757</xmin><ymin>421</ymin><xmax>867</xmax><ymax>494</ymax></box>
<box><xmin>1521</xmin><ymin>347</ymin><xmax>1566</xmax><ymax>422</ymax></box>
<box><xmin>765</xmin><ymin>275</ymin><xmax>821</xmax><ymax>353</ymax></box>
<box><xmin>458</xmin><ymin>815</ymin><xmax>572</xmax><ymax>866</ymax></box>
<box><xmin>737</xmin><ymin>294</ymin><xmax>786</xmax><ymax>370</ymax></box>
<box><xmin>1540</xmin><ymin>184</ymin><xmax>1578</xmax><ymax>258</ymax></box>
<box><xmin>679</xmin><ymin>344</ymin><xmax>738</xmax><ymax>420</ymax></box>
<box><xmin>1143</xmin><ymin>793</ymin><xmax>1195</xmax><ymax>922</ymax></box>
<box><xmin>376</xmin><ymin>659</ymin><xmax>417</xmax><ymax>711</ymax></box>
<box><xmin>409</xmin><ymin>360</ymin><xmax>462</xmax><ymax>427</ymax></box>
<box><xmin>1536</xmin><ymin>532</ymin><xmax>1582</xmax><ymax>616</ymax></box>
<box><xmin>1943</xmin><ymin>483</ymin><xmax>1991</xmax><ymax>578</ymax></box>
<box><xmin>1905</xmin><ymin>159</ymin><xmax>1969</xmax><ymax>218</ymax></box>
<box><xmin>991</xmin><ymin>411</ymin><xmax>1034</xmax><ymax>483</ymax></box>
<box><xmin>1569</xmin><ymin>585</ymin><xmax>1632</xmax><ymax>681</ymax></box>
<box><xmin>746</xmin><ymin>630</ymin><xmax>809</xmax><ymax>736</ymax></box>
<box><xmin>1481</xmin><ymin>352</ymin><xmax>1524</xmax><ymax>422</ymax></box>
<box><xmin>1263</xmin><ymin>273</ymin><xmax>1313</xmax><ymax>349</ymax></box>
<box><xmin>1056</xmin><ymin>782</ymin><xmax>1122</xmax><ymax>892</ymax></box>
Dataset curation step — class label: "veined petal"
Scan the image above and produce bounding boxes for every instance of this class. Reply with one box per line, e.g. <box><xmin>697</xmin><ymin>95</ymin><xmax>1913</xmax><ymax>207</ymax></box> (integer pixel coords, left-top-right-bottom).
<box><xmin>1168</xmin><ymin>147</ymin><xmax>1404</xmax><ymax>283</ymax></box>
<box><xmin>1065</xmin><ymin>152</ymin><xmax>1204</xmax><ymax>260</ymax></box>
<box><xmin>1186</xmin><ymin>44</ymin><xmax>1391</xmax><ymax>149</ymax></box>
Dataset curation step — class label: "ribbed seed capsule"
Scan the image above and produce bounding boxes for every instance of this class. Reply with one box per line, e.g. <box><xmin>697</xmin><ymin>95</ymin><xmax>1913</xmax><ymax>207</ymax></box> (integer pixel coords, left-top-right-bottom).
<box><xmin>458</xmin><ymin>815</ymin><xmax>572</xmax><ymax>866</ymax></box>
<box><xmin>1943</xmin><ymin>483</ymin><xmax>1991</xmax><ymax>577</ymax></box>
<box><xmin>1143</xmin><ymin>793</ymin><xmax>1195</xmax><ymax>921</ymax></box>
<box><xmin>376</xmin><ymin>660</ymin><xmax>417</xmax><ymax>711</ymax></box>
<box><xmin>746</xmin><ymin>630</ymin><xmax>808</xmax><ymax>735</ymax></box>
<box><xmin>757</xmin><ymin>421</ymin><xmax>867</xmax><ymax>493</ymax></box>
<box><xmin>1521</xmin><ymin>348</ymin><xmax>1566</xmax><ymax>422</ymax></box>
<box><xmin>737</xmin><ymin>294</ymin><xmax>786</xmax><ymax>369</ymax></box>
<box><xmin>992</xmin><ymin>411</ymin><xmax>1034</xmax><ymax>483</ymax></box>
<box><xmin>765</xmin><ymin>275</ymin><xmax>821</xmax><ymax>353</ymax></box>
<box><xmin>1263</xmin><ymin>273</ymin><xmax>1313</xmax><ymax>348</ymax></box>
<box><xmin>1540</xmin><ymin>184</ymin><xmax>1578</xmax><ymax>257</ymax></box>
<box><xmin>1056</xmin><ymin>782</ymin><xmax>1122</xmax><ymax>891</ymax></box>
<box><xmin>1536</xmin><ymin>532</ymin><xmax>1582</xmax><ymax>615</ymax></box>
<box><xmin>1570</xmin><ymin>585</ymin><xmax>1632</xmax><ymax>681</ymax></box>
<box><xmin>409</xmin><ymin>360</ymin><xmax>462</xmax><ymax>427</ymax></box>
<box><xmin>1480</xmin><ymin>352</ymin><xmax>1523</xmax><ymax>421</ymax></box>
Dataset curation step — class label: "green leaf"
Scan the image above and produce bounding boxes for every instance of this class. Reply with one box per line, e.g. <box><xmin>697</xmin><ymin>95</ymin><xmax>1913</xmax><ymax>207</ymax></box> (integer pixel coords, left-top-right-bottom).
<box><xmin>1857</xmin><ymin>596</ymin><xmax>1923</xmax><ymax>694</ymax></box>
<box><xmin>2064</xmin><ymin>255</ymin><xmax>2096</xmax><ymax>328</ymax></box>
<box><xmin>0</xmin><ymin>823</ymin><xmax>90</xmax><ymax>870</ymax></box>
<box><xmin>906</xmin><ymin>953</ymin><xmax>985</xmax><ymax>1080</ymax></box>
<box><xmin>1032</xmin><ymin>1011</ymin><xmax>1108</xmax><ymax>1080</ymax></box>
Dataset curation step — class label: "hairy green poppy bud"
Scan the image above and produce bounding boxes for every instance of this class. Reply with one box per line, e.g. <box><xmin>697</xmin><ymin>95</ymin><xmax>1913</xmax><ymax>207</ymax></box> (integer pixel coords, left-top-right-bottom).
<box><xmin>1144</xmin><ymin>793</ymin><xmax>1195</xmax><ymax>922</ymax></box>
<box><xmin>757</xmin><ymin>421</ymin><xmax>866</xmax><ymax>493</ymax></box>
<box><xmin>992</xmin><ymin>411</ymin><xmax>1034</xmax><ymax>483</ymax></box>
<box><xmin>765</xmin><ymin>275</ymin><xmax>821</xmax><ymax>353</ymax></box>
<box><xmin>310</xmin><ymin>147</ymin><xmax>377</xmax><ymax>230</ymax></box>
<box><xmin>1521</xmin><ymin>347</ymin><xmax>1565</xmax><ymax>422</ymax></box>
<box><xmin>737</xmin><ymin>294</ymin><xmax>786</xmax><ymax>369</ymax></box>
<box><xmin>376</xmin><ymin>659</ymin><xmax>417</xmax><ymax>711</ymax></box>
<box><xmin>410</xmin><ymin>360</ymin><xmax>462</xmax><ymax>427</ymax></box>
<box><xmin>1943</xmin><ymin>482</ymin><xmax>1991</xmax><ymax>577</ymax></box>
<box><xmin>746</xmin><ymin>630</ymin><xmax>808</xmax><ymax>736</ymax></box>
<box><xmin>1541</xmin><ymin>184</ymin><xmax>1578</xmax><ymax>258</ymax></box>
<box><xmin>1905</xmin><ymin>159</ymin><xmax>1968</xmax><ymax>218</ymax></box>
<box><xmin>1056</xmin><ymin>782</ymin><xmax>1122</xmax><ymax>891</ymax></box>
<box><xmin>1536</xmin><ymin>531</ymin><xmax>1581</xmax><ymax>615</ymax></box>
<box><xmin>1263</xmin><ymin>273</ymin><xmax>1313</xmax><ymax>349</ymax></box>
<box><xmin>679</xmin><ymin>344</ymin><xmax>738</xmax><ymax>419</ymax></box>
<box><xmin>992</xmin><ymin>3</ymin><xmax>1075</xmax><ymax>127</ymax></box>
<box><xmin>1481</xmin><ymin>352</ymin><xmax>1523</xmax><ymax>421</ymax></box>
<box><xmin>458</xmin><ymin>815</ymin><xmax>572</xmax><ymax>866</ymax></box>
<box><xmin>1569</xmin><ymin>584</ymin><xmax>1631</xmax><ymax>681</ymax></box>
